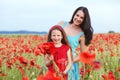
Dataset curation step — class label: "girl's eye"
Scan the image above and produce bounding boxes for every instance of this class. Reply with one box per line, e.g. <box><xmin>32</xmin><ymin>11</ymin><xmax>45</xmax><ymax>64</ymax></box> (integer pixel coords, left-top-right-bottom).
<box><xmin>52</xmin><ymin>35</ymin><xmax>55</xmax><ymax>36</ymax></box>
<box><xmin>57</xmin><ymin>35</ymin><xmax>60</xmax><ymax>36</ymax></box>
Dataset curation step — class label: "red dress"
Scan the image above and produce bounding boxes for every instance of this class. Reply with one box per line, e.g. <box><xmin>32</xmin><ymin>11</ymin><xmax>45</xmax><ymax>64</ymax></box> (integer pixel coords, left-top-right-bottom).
<box><xmin>48</xmin><ymin>44</ymin><xmax>70</xmax><ymax>79</ymax></box>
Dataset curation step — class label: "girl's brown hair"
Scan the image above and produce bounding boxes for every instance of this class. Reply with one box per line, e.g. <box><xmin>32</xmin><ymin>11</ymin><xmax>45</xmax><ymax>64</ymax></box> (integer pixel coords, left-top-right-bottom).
<box><xmin>47</xmin><ymin>25</ymin><xmax>70</xmax><ymax>46</ymax></box>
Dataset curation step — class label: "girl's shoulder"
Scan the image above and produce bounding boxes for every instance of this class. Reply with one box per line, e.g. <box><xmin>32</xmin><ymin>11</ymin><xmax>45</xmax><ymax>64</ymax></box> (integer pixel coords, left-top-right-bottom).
<box><xmin>62</xmin><ymin>44</ymin><xmax>70</xmax><ymax>49</ymax></box>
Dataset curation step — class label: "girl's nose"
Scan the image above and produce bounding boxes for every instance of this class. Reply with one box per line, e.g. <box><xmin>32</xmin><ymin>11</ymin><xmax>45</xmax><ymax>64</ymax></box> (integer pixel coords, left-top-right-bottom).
<box><xmin>55</xmin><ymin>36</ymin><xmax>58</xmax><ymax>39</ymax></box>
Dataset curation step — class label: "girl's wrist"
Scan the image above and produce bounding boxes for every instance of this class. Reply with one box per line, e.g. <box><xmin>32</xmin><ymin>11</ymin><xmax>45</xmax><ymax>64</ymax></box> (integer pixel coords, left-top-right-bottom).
<box><xmin>63</xmin><ymin>71</ymin><xmax>67</xmax><ymax>74</ymax></box>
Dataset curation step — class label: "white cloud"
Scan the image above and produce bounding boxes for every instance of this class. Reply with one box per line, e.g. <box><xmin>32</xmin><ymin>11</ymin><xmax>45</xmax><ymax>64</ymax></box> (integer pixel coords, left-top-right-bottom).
<box><xmin>0</xmin><ymin>0</ymin><xmax>62</xmax><ymax>7</ymax></box>
<box><xmin>0</xmin><ymin>0</ymin><xmax>120</xmax><ymax>33</ymax></box>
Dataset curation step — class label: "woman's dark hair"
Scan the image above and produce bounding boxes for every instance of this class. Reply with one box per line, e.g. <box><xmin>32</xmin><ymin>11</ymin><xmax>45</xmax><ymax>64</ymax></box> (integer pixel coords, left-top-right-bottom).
<box><xmin>69</xmin><ymin>6</ymin><xmax>93</xmax><ymax>45</ymax></box>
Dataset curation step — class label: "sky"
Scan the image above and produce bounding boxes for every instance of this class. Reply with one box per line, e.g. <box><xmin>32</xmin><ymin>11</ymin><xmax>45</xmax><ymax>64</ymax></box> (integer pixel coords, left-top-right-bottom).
<box><xmin>0</xmin><ymin>0</ymin><xmax>120</xmax><ymax>33</ymax></box>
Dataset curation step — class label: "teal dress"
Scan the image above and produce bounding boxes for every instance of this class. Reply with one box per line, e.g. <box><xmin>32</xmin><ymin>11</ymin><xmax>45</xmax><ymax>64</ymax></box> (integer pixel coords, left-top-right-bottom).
<box><xmin>62</xmin><ymin>22</ymin><xmax>84</xmax><ymax>80</ymax></box>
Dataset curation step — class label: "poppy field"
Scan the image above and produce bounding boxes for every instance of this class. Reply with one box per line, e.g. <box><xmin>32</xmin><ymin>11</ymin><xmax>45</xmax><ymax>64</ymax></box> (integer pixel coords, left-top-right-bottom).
<box><xmin>0</xmin><ymin>33</ymin><xmax>120</xmax><ymax>80</ymax></box>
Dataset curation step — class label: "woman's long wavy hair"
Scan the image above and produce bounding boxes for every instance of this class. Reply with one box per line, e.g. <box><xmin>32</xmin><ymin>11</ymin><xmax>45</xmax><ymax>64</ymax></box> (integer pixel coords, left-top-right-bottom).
<box><xmin>69</xmin><ymin>6</ymin><xmax>93</xmax><ymax>45</ymax></box>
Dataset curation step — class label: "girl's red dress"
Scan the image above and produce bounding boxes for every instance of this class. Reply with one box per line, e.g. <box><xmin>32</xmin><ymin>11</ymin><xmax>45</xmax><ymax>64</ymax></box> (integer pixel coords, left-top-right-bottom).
<box><xmin>48</xmin><ymin>44</ymin><xmax>70</xmax><ymax>80</ymax></box>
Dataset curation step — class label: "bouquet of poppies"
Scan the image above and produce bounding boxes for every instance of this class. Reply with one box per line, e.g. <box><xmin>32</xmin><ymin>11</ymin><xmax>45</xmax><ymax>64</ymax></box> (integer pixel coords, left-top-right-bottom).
<box><xmin>37</xmin><ymin>42</ymin><xmax>56</xmax><ymax>55</ymax></box>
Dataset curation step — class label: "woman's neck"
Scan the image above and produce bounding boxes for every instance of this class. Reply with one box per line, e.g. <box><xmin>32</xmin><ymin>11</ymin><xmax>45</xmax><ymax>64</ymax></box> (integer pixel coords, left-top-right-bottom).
<box><xmin>70</xmin><ymin>23</ymin><xmax>80</xmax><ymax>30</ymax></box>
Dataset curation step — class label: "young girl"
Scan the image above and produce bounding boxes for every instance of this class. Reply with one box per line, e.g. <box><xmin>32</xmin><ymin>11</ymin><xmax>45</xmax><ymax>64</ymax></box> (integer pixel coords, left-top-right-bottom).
<box><xmin>45</xmin><ymin>25</ymin><xmax>72</xmax><ymax>80</ymax></box>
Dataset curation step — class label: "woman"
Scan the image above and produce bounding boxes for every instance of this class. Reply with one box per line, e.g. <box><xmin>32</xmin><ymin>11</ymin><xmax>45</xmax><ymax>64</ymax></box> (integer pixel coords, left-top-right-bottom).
<box><xmin>57</xmin><ymin>6</ymin><xmax>93</xmax><ymax>80</ymax></box>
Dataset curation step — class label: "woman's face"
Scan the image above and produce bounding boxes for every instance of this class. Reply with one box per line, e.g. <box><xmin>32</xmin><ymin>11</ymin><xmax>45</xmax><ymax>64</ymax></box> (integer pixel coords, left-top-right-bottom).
<box><xmin>51</xmin><ymin>29</ymin><xmax>63</xmax><ymax>45</ymax></box>
<box><xmin>73</xmin><ymin>10</ymin><xmax>84</xmax><ymax>26</ymax></box>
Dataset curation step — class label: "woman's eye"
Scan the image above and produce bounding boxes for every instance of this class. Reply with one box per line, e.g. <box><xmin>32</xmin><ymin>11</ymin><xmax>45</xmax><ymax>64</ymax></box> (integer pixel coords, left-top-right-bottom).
<box><xmin>76</xmin><ymin>14</ymin><xmax>79</xmax><ymax>17</ymax></box>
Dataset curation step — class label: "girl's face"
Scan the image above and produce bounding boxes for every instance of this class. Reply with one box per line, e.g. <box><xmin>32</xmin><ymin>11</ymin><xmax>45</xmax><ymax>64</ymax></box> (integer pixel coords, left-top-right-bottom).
<box><xmin>51</xmin><ymin>29</ymin><xmax>63</xmax><ymax>45</ymax></box>
<box><xmin>73</xmin><ymin>10</ymin><xmax>84</xmax><ymax>26</ymax></box>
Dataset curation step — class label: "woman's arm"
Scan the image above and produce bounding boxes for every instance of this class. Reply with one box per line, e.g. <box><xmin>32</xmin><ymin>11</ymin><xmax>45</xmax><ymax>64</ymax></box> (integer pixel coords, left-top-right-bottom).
<box><xmin>57</xmin><ymin>21</ymin><xmax>64</xmax><ymax>26</ymax></box>
<box><xmin>79</xmin><ymin>35</ymin><xmax>88</xmax><ymax>52</ymax></box>
<box><xmin>63</xmin><ymin>48</ymin><xmax>72</xmax><ymax>74</ymax></box>
<box><xmin>73</xmin><ymin>35</ymin><xmax>88</xmax><ymax>63</ymax></box>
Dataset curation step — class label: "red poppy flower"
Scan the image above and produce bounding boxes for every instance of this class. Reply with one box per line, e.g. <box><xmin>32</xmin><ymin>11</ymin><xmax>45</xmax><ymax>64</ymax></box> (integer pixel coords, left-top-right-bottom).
<box><xmin>118</xmin><ymin>78</ymin><xmax>120</xmax><ymax>80</ymax></box>
<box><xmin>37</xmin><ymin>44</ymin><xmax>45</xmax><ymax>54</ymax></box>
<box><xmin>80</xmin><ymin>69</ymin><xmax>86</xmax><ymax>76</ymax></box>
<box><xmin>22</xmin><ymin>76</ymin><xmax>29</xmax><ymax>80</ymax></box>
<box><xmin>6</xmin><ymin>60</ymin><xmax>13</xmax><ymax>69</ymax></box>
<box><xmin>18</xmin><ymin>66</ymin><xmax>25</xmax><ymax>75</ymax></box>
<box><xmin>118</xmin><ymin>67</ymin><xmax>120</xmax><ymax>72</ymax></box>
<box><xmin>0</xmin><ymin>59</ymin><xmax>2</xmax><ymax>67</ymax></box>
<box><xmin>37</xmin><ymin>75</ymin><xmax>45</xmax><ymax>80</ymax></box>
<box><xmin>30</xmin><ymin>59</ymin><xmax>35</xmax><ymax>66</ymax></box>
<box><xmin>80</xmin><ymin>52</ymin><xmax>96</xmax><ymax>64</ymax></box>
<box><xmin>18</xmin><ymin>56</ymin><xmax>28</xmax><ymax>65</ymax></box>
<box><xmin>38</xmin><ymin>42</ymin><xmax>56</xmax><ymax>55</ymax></box>
<box><xmin>108</xmin><ymin>71</ymin><xmax>115</xmax><ymax>80</ymax></box>
<box><xmin>92</xmin><ymin>61</ymin><xmax>102</xmax><ymax>70</ymax></box>
<box><xmin>44</xmin><ymin>70</ymin><xmax>56</xmax><ymax>80</ymax></box>
<box><xmin>101</xmin><ymin>74</ymin><xmax>108</xmax><ymax>80</ymax></box>
<box><xmin>35</xmin><ymin>65</ymin><xmax>41</xmax><ymax>69</ymax></box>
<box><xmin>1</xmin><ymin>73</ymin><xmax>7</xmax><ymax>76</ymax></box>
<box><xmin>89</xmin><ymin>46</ymin><xmax>95</xmax><ymax>51</ymax></box>
<box><xmin>34</xmin><ymin>48</ymin><xmax>41</xmax><ymax>56</ymax></box>
<box><xmin>99</xmin><ymin>47</ymin><xmax>104</xmax><ymax>53</ymax></box>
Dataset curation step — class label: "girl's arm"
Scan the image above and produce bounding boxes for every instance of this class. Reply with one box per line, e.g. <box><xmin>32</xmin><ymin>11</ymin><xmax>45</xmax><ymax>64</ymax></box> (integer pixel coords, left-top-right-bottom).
<box><xmin>44</xmin><ymin>54</ymin><xmax>53</xmax><ymax>66</ymax></box>
<box><xmin>63</xmin><ymin>48</ymin><xmax>72</xmax><ymax>74</ymax></box>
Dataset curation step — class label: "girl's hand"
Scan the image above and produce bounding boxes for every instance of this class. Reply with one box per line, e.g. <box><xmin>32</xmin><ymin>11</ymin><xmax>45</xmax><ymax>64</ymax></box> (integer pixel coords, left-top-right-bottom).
<box><xmin>63</xmin><ymin>70</ymin><xmax>66</xmax><ymax>74</ymax></box>
<box><xmin>45</xmin><ymin>54</ymin><xmax>53</xmax><ymax>66</ymax></box>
